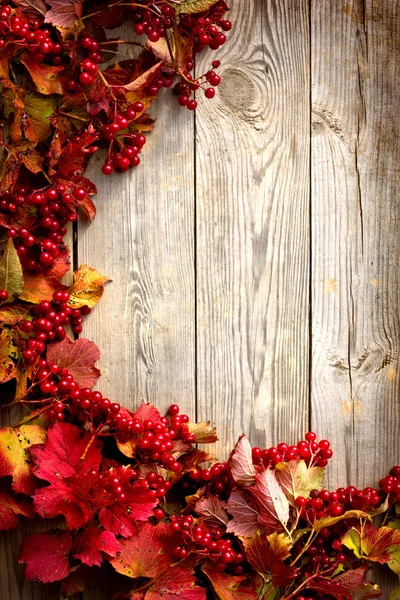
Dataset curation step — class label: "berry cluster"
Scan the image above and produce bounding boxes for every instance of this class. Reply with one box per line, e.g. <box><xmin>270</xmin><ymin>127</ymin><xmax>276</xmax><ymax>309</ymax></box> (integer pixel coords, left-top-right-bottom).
<box><xmin>379</xmin><ymin>465</ymin><xmax>400</xmax><ymax>498</ymax></box>
<box><xmin>252</xmin><ymin>431</ymin><xmax>333</xmax><ymax>468</ymax></box>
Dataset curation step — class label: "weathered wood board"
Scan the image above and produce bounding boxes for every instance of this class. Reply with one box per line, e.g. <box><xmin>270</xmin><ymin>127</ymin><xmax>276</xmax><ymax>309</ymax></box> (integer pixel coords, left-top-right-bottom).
<box><xmin>1</xmin><ymin>0</ymin><xmax>399</xmax><ymax>597</ymax></box>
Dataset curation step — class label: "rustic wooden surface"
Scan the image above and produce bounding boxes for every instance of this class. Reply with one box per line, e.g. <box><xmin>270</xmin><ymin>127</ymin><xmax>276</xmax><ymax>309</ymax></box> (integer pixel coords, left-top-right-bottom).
<box><xmin>1</xmin><ymin>0</ymin><xmax>400</xmax><ymax>598</ymax></box>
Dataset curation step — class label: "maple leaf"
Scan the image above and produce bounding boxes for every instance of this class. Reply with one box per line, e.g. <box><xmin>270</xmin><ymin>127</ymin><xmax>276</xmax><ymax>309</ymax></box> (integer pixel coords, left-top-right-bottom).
<box><xmin>342</xmin><ymin>524</ymin><xmax>400</xmax><ymax>564</ymax></box>
<box><xmin>19</xmin><ymin>530</ymin><xmax>72</xmax><ymax>583</ymax></box>
<box><xmin>275</xmin><ymin>459</ymin><xmax>325</xmax><ymax>505</ymax></box>
<box><xmin>0</xmin><ymin>491</ymin><xmax>35</xmax><ymax>530</ymax></box>
<box><xmin>226</xmin><ymin>489</ymin><xmax>261</xmax><ymax>538</ymax></box>
<box><xmin>202</xmin><ymin>562</ymin><xmax>263</xmax><ymax>600</ymax></box>
<box><xmin>146</xmin><ymin>566</ymin><xmax>207</xmax><ymax>600</ymax></box>
<box><xmin>54</xmin><ymin>127</ymin><xmax>98</xmax><ymax>178</ymax></box>
<box><xmin>0</xmin><ymin>303</ymin><xmax>31</xmax><ymax>326</ymax></box>
<box><xmin>45</xmin><ymin>0</ymin><xmax>83</xmax><ymax>28</ymax></box>
<box><xmin>110</xmin><ymin>522</ymin><xmax>170</xmax><ymax>578</ymax></box>
<box><xmin>243</xmin><ymin>532</ymin><xmax>297</xmax><ymax>588</ymax></box>
<box><xmin>72</xmin><ymin>528</ymin><xmax>119</xmax><ymax>566</ymax></box>
<box><xmin>30</xmin><ymin>422</ymin><xmax>102</xmax><ymax>484</ymax></box>
<box><xmin>22</xmin><ymin>92</ymin><xmax>56</xmax><ymax>144</ymax></box>
<box><xmin>132</xmin><ymin>402</ymin><xmax>163</xmax><ymax>423</ymax></box>
<box><xmin>67</xmin><ymin>263</ymin><xmax>110</xmax><ymax>309</ymax></box>
<box><xmin>99</xmin><ymin>485</ymin><xmax>157</xmax><ymax>536</ymax></box>
<box><xmin>19</xmin><ymin>272</ymin><xmax>67</xmax><ymax>303</ymax></box>
<box><xmin>248</xmin><ymin>468</ymin><xmax>289</xmax><ymax>532</ymax></box>
<box><xmin>229</xmin><ymin>435</ymin><xmax>256</xmax><ymax>486</ymax></box>
<box><xmin>0</xmin><ymin>425</ymin><xmax>46</xmax><ymax>494</ymax></box>
<box><xmin>187</xmin><ymin>421</ymin><xmax>218</xmax><ymax>443</ymax></box>
<box><xmin>0</xmin><ymin>239</ymin><xmax>23</xmax><ymax>304</ymax></box>
<box><xmin>20</xmin><ymin>53</ymin><xmax>64</xmax><ymax>95</ymax></box>
<box><xmin>195</xmin><ymin>495</ymin><xmax>228</xmax><ymax>528</ymax></box>
<box><xmin>46</xmin><ymin>336</ymin><xmax>101</xmax><ymax>388</ymax></box>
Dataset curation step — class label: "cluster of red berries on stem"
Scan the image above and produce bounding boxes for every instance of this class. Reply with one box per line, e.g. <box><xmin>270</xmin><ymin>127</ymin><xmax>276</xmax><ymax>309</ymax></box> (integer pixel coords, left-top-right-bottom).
<box><xmin>251</xmin><ymin>430</ymin><xmax>333</xmax><ymax>469</ymax></box>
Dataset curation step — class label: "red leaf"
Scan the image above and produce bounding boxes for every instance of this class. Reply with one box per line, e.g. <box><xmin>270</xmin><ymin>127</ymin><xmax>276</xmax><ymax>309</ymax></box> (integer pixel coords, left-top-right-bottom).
<box><xmin>19</xmin><ymin>530</ymin><xmax>72</xmax><ymax>583</ymax></box>
<box><xmin>334</xmin><ymin>567</ymin><xmax>368</xmax><ymax>590</ymax></box>
<box><xmin>110</xmin><ymin>522</ymin><xmax>169</xmax><ymax>578</ymax></box>
<box><xmin>132</xmin><ymin>402</ymin><xmax>163</xmax><ymax>424</ymax></box>
<box><xmin>243</xmin><ymin>533</ymin><xmax>297</xmax><ymax>588</ymax></box>
<box><xmin>0</xmin><ymin>491</ymin><xmax>35</xmax><ymax>530</ymax></box>
<box><xmin>33</xmin><ymin>479</ymin><xmax>90</xmax><ymax>529</ymax></box>
<box><xmin>72</xmin><ymin>528</ymin><xmax>119</xmax><ymax>566</ymax></box>
<box><xmin>44</xmin><ymin>0</ymin><xmax>82</xmax><ymax>28</ymax></box>
<box><xmin>54</xmin><ymin>127</ymin><xmax>98</xmax><ymax>178</ymax></box>
<box><xmin>46</xmin><ymin>337</ymin><xmax>101</xmax><ymax>388</ymax></box>
<box><xmin>226</xmin><ymin>489</ymin><xmax>260</xmax><ymax>538</ymax></box>
<box><xmin>99</xmin><ymin>485</ymin><xmax>157</xmax><ymax>537</ymax></box>
<box><xmin>146</xmin><ymin>566</ymin><xmax>206</xmax><ymax>600</ymax></box>
<box><xmin>305</xmin><ymin>576</ymin><xmax>352</xmax><ymax>598</ymax></box>
<box><xmin>30</xmin><ymin>422</ymin><xmax>102</xmax><ymax>484</ymax></box>
<box><xmin>249</xmin><ymin>469</ymin><xmax>289</xmax><ymax>532</ymax></box>
<box><xmin>195</xmin><ymin>495</ymin><xmax>228</xmax><ymax>528</ymax></box>
<box><xmin>20</xmin><ymin>53</ymin><xmax>64</xmax><ymax>95</ymax></box>
<box><xmin>123</xmin><ymin>62</ymin><xmax>163</xmax><ymax>92</ymax></box>
<box><xmin>229</xmin><ymin>435</ymin><xmax>255</xmax><ymax>486</ymax></box>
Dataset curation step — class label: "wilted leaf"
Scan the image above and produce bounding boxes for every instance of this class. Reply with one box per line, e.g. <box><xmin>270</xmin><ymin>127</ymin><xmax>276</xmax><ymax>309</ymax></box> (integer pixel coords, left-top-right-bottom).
<box><xmin>68</xmin><ymin>264</ymin><xmax>110</xmax><ymax>308</ymax></box>
<box><xmin>146</xmin><ymin>566</ymin><xmax>206</xmax><ymax>600</ymax></box>
<box><xmin>0</xmin><ymin>425</ymin><xmax>46</xmax><ymax>494</ymax></box>
<box><xmin>275</xmin><ymin>459</ymin><xmax>325</xmax><ymax>505</ymax></box>
<box><xmin>20</xmin><ymin>54</ymin><xmax>64</xmax><ymax>95</ymax></box>
<box><xmin>226</xmin><ymin>489</ymin><xmax>260</xmax><ymax>538</ymax></box>
<box><xmin>72</xmin><ymin>528</ymin><xmax>119</xmax><ymax>566</ymax></box>
<box><xmin>19</xmin><ymin>530</ymin><xmax>72</xmax><ymax>583</ymax></box>
<box><xmin>229</xmin><ymin>435</ymin><xmax>255</xmax><ymax>486</ymax></box>
<box><xmin>187</xmin><ymin>421</ymin><xmax>217</xmax><ymax>443</ymax></box>
<box><xmin>249</xmin><ymin>469</ymin><xmax>289</xmax><ymax>532</ymax></box>
<box><xmin>110</xmin><ymin>522</ymin><xmax>169</xmax><ymax>578</ymax></box>
<box><xmin>0</xmin><ymin>491</ymin><xmax>35</xmax><ymax>530</ymax></box>
<box><xmin>45</xmin><ymin>0</ymin><xmax>82</xmax><ymax>28</ymax></box>
<box><xmin>195</xmin><ymin>495</ymin><xmax>228</xmax><ymax>528</ymax></box>
<box><xmin>46</xmin><ymin>336</ymin><xmax>101</xmax><ymax>388</ymax></box>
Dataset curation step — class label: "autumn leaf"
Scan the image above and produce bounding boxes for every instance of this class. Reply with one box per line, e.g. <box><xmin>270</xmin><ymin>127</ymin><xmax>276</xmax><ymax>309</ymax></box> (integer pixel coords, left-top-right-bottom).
<box><xmin>243</xmin><ymin>532</ymin><xmax>297</xmax><ymax>588</ymax></box>
<box><xmin>67</xmin><ymin>263</ymin><xmax>110</xmax><ymax>309</ymax></box>
<box><xmin>389</xmin><ymin>584</ymin><xmax>400</xmax><ymax>600</ymax></box>
<box><xmin>146</xmin><ymin>566</ymin><xmax>207</xmax><ymax>600</ymax></box>
<box><xmin>0</xmin><ymin>142</ymin><xmax>43</xmax><ymax>194</ymax></box>
<box><xmin>20</xmin><ymin>53</ymin><xmax>64</xmax><ymax>95</ymax></box>
<box><xmin>229</xmin><ymin>435</ymin><xmax>256</xmax><ymax>486</ymax></box>
<box><xmin>0</xmin><ymin>327</ymin><xmax>20</xmax><ymax>383</ymax></box>
<box><xmin>147</xmin><ymin>33</ymin><xmax>194</xmax><ymax>70</ymax></box>
<box><xmin>123</xmin><ymin>62</ymin><xmax>163</xmax><ymax>92</ymax></box>
<box><xmin>333</xmin><ymin>566</ymin><xmax>368</xmax><ymax>590</ymax></box>
<box><xmin>0</xmin><ymin>303</ymin><xmax>31</xmax><ymax>326</ymax></box>
<box><xmin>19</xmin><ymin>530</ymin><xmax>72</xmax><ymax>583</ymax></box>
<box><xmin>54</xmin><ymin>127</ymin><xmax>98</xmax><ymax>178</ymax></box>
<box><xmin>19</xmin><ymin>272</ymin><xmax>67</xmax><ymax>303</ymax></box>
<box><xmin>195</xmin><ymin>495</ymin><xmax>228</xmax><ymax>528</ymax></box>
<box><xmin>110</xmin><ymin>522</ymin><xmax>169</xmax><ymax>578</ymax></box>
<box><xmin>175</xmin><ymin>0</ymin><xmax>218</xmax><ymax>13</ymax></box>
<box><xmin>23</xmin><ymin>92</ymin><xmax>56</xmax><ymax>143</ymax></box>
<box><xmin>352</xmin><ymin>583</ymin><xmax>382</xmax><ymax>599</ymax></box>
<box><xmin>248</xmin><ymin>469</ymin><xmax>289</xmax><ymax>532</ymax></box>
<box><xmin>13</xmin><ymin>0</ymin><xmax>46</xmax><ymax>16</ymax></box>
<box><xmin>99</xmin><ymin>485</ymin><xmax>157</xmax><ymax>536</ymax></box>
<box><xmin>33</xmin><ymin>478</ymin><xmax>92</xmax><ymax>529</ymax></box>
<box><xmin>187</xmin><ymin>420</ymin><xmax>218</xmax><ymax>443</ymax></box>
<box><xmin>60</xmin><ymin>567</ymin><xmax>86</xmax><ymax>598</ymax></box>
<box><xmin>0</xmin><ymin>425</ymin><xmax>46</xmax><ymax>494</ymax></box>
<box><xmin>0</xmin><ymin>491</ymin><xmax>35</xmax><ymax>530</ymax></box>
<box><xmin>46</xmin><ymin>336</ymin><xmax>101</xmax><ymax>388</ymax></box>
<box><xmin>30</xmin><ymin>422</ymin><xmax>102</xmax><ymax>485</ymax></box>
<box><xmin>342</xmin><ymin>524</ymin><xmax>400</xmax><ymax>564</ymax></box>
<box><xmin>226</xmin><ymin>489</ymin><xmax>261</xmax><ymax>538</ymax></box>
<box><xmin>304</xmin><ymin>576</ymin><xmax>353</xmax><ymax>598</ymax></box>
<box><xmin>45</xmin><ymin>0</ymin><xmax>82</xmax><ymax>28</ymax></box>
<box><xmin>132</xmin><ymin>401</ymin><xmax>163</xmax><ymax>423</ymax></box>
<box><xmin>202</xmin><ymin>562</ymin><xmax>263</xmax><ymax>600</ymax></box>
<box><xmin>72</xmin><ymin>528</ymin><xmax>119</xmax><ymax>567</ymax></box>
<box><xmin>313</xmin><ymin>510</ymin><xmax>371</xmax><ymax>532</ymax></box>
<box><xmin>275</xmin><ymin>459</ymin><xmax>325</xmax><ymax>505</ymax></box>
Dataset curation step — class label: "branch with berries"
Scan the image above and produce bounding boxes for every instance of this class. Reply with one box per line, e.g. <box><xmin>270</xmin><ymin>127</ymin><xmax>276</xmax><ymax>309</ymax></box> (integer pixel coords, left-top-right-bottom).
<box><xmin>1</xmin><ymin>1</ymin><xmax>400</xmax><ymax>599</ymax></box>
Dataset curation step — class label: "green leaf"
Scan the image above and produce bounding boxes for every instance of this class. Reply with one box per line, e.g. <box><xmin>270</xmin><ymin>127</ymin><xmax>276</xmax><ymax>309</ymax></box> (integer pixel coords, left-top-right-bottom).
<box><xmin>175</xmin><ymin>0</ymin><xmax>218</xmax><ymax>14</ymax></box>
<box><xmin>342</xmin><ymin>528</ymin><xmax>362</xmax><ymax>558</ymax></box>
<box><xmin>389</xmin><ymin>582</ymin><xmax>400</xmax><ymax>600</ymax></box>
<box><xmin>389</xmin><ymin>545</ymin><xmax>400</xmax><ymax>575</ymax></box>
<box><xmin>23</xmin><ymin>93</ymin><xmax>56</xmax><ymax>143</ymax></box>
<box><xmin>0</xmin><ymin>239</ymin><xmax>24</xmax><ymax>303</ymax></box>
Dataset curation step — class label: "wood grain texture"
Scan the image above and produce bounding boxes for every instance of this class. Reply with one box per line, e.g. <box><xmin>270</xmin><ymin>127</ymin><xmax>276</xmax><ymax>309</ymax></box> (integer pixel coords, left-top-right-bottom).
<box><xmin>196</xmin><ymin>0</ymin><xmax>310</xmax><ymax>459</ymax></box>
<box><xmin>311</xmin><ymin>0</ymin><xmax>400</xmax><ymax>490</ymax></box>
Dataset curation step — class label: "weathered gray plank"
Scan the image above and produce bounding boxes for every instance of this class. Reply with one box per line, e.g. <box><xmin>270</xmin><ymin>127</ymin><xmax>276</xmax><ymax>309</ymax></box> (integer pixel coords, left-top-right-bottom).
<box><xmin>196</xmin><ymin>0</ymin><xmax>310</xmax><ymax>459</ymax></box>
<box><xmin>311</xmin><ymin>0</ymin><xmax>400</xmax><ymax>490</ymax></box>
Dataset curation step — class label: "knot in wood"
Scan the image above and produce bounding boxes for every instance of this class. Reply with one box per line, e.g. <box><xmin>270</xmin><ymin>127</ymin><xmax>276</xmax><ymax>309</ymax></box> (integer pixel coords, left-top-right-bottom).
<box><xmin>219</xmin><ymin>67</ymin><xmax>256</xmax><ymax>116</ymax></box>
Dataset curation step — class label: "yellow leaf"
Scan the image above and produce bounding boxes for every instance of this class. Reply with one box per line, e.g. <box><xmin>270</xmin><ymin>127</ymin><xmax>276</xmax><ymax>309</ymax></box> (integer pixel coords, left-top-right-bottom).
<box><xmin>0</xmin><ymin>239</ymin><xmax>24</xmax><ymax>303</ymax></box>
<box><xmin>187</xmin><ymin>420</ymin><xmax>218</xmax><ymax>443</ymax></box>
<box><xmin>68</xmin><ymin>264</ymin><xmax>110</xmax><ymax>309</ymax></box>
<box><xmin>0</xmin><ymin>425</ymin><xmax>47</xmax><ymax>494</ymax></box>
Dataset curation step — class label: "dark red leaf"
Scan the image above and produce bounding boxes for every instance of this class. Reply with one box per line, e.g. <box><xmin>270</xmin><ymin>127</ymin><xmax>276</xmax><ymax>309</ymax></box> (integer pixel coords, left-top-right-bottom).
<box><xmin>46</xmin><ymin>337</ymin><xmax>101</xmax><ymax>388</ymax></box>
<box><xmin>0</xmin><ymin>491</ymin><xmax>35</xmax><ymax>530</ymax></box>
<box><xmin>110</xmin><ymin>522</ymin><xmax>169</xmax><ymax>578</ymax></box>
<box><xmin>72</xmin><ymin>528</ymin><xmax>120</xmax><ymax>566</ymax></box>
<box><xmin>146</xmin><ymin>566</ymin><xmax>207</xmax><ymax>599</ymax></box>
<box><xmin>19</xmin><ymin>530</ymin><xmax>72</xmax><ymax>583</ymax></box>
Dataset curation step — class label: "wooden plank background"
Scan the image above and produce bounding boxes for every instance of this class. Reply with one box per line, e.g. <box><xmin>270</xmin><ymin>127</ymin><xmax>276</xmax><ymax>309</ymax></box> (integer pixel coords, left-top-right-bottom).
<box><xmin>1</xmin><ymin>0</ymin><xmax>400</xmax><ymax>597</ymax></box>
